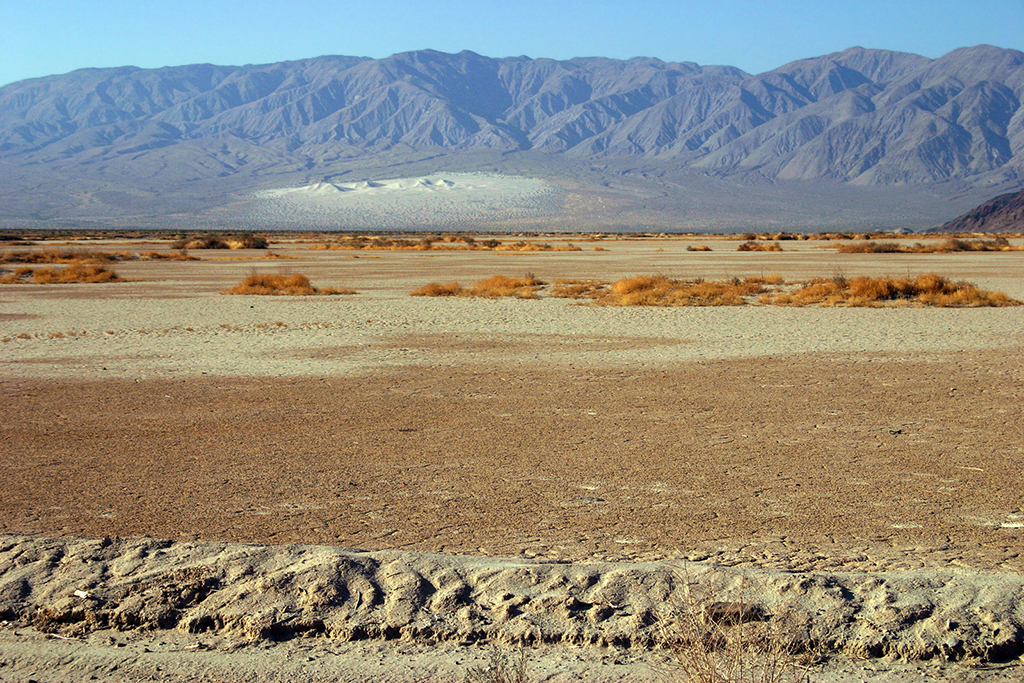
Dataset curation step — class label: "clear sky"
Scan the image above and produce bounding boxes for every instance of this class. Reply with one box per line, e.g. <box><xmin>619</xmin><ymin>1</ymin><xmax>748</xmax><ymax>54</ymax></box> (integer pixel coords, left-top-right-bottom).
<box><xmin>2</xmin><ymin>0</ymin><xmax>1022</xmax><ymax>87</ymax></box>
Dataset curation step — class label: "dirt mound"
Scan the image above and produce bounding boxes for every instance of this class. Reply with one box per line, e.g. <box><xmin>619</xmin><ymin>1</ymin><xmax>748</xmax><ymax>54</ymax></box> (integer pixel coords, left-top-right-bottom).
<box><xmin>3</xmin><ymin>535</ymin><xmax>1023</xmax><ymax>664</ymax></box>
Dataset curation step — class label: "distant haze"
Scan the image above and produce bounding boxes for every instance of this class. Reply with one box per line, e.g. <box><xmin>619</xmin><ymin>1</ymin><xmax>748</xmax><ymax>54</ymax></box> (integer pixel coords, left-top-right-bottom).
<box><xmin>1</xmin><ymin>46</ymin><xmax>1023</xmax><ymax>231</ymax></box>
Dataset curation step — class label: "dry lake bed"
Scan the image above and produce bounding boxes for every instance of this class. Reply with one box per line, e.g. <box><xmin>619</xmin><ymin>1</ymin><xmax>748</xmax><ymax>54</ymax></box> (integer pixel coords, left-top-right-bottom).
<box><xmin>1</xmin><ymin>233</ymin><xmax>1023</xmax><ymax>681</ymax></box>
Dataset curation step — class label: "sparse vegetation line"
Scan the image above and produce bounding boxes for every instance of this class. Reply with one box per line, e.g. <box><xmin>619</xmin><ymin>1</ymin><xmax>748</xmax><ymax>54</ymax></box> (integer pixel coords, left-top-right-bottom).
<box><xmin>835</xmin><ymin>237</ymin><xmax>1021</xmax><ymax>253</ymax></box>
<box><xmin>172</xmin><ymin>234</ymin><xmax>268</xmax><ymax>250</ymax></box>
<box><xmin>410</xmin><ymin>274</ymin><xmax>544</xmax><ymax>299</ymax></box>
<box><xmin>410</xmin><ymin>273</ymin><xmax>1020</xmax><ymax>307</ymax></box>
<box><xmin>311</xmin><ymin>235</ymin><xmax>581</xmax><ymax>252</ymax></box>
<box><xmin>0</xmin><ymin>264</ymin><xmax>122</xmax><ymax>284</ymax></box>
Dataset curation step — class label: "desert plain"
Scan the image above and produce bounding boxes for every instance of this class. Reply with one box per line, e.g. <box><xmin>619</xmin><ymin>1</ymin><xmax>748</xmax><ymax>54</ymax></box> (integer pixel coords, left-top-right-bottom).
<box><xmin>1</xmin><ymin>233</ymin><xmax>1023</xmax><ymax>681</ymax></box>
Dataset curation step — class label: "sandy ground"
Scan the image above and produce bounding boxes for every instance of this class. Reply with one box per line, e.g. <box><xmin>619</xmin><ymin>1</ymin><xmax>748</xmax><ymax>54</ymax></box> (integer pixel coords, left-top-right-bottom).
<box><xmin>2</xmin><ymin>235</ymin><xmax>1024</xmax><ymax>681</ymax></box>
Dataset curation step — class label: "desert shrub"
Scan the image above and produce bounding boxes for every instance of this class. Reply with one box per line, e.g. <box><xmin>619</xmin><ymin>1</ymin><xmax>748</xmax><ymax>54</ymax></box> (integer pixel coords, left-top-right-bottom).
<box><xmin>551</xmin><ymin>276</ymin><xmax>772</xmax><ymax>306</ymax></box>
<box><xmin>411</xmin><ymin>272</ymin><xmax>1018</xmax><ymax>308</ymax></box>
<box><xmin>463</xmin><ymin>648</ymin><xmax>529</xmax><ymax>683</ymax></box>
<box><xmin>139</xmin><ymin>250</ymin><xmax>199</xmax><ymax>261</ymax></box>
<box><xmin>836</xmin><ymin>238</ymin><xmax>1017</xmax><ymax>254</ymax></box>
<box><xmin>737</xmin><ymin>242</ymin><xmax>783</xmax><ymax>252</ymax></box>
<box><xmin>224</xmin><ymin>273</ymin><xmax>356</xmax><ymax>295</ymax></box>
<box><xmin>410</xmin><ymin>282</ymin><xmax>463</xmax><ymax>297</ymax></box>
<box><xmin>409</xmin><ymin>275</ymin><xmax>544</xmax><ymax>299</ymax></box>
<box><xmin>0</xmin><ymin>249</ymin><xmax>133</xmax><ymax>264</ymax></box>
<box><xmin>664</xmin><ymin>585</ymin><xmax>812</xmax><ymax>683</ymax></box>
<box><xmin>0</xmin><ymin>268</ymin><xmax>27</xmax><ymax>284</ymax></box>
<box><xmin>224</xmin><ymin>235</ymin><xmax>267</xmax><ymax>249</ymax></box>
<box><xmin>0</xmin><ymin>264</ymin><xmax>122</xmax><ymax>284</ymax></box>
<box><xmin>173</xmin><ymin>234</ymin><xmax>268</xmax><ymax>250</ymax></box>
<box><xmin>835</xmin><ymin>241</ymin><xmax>904</xmax><ymax>253</ymax></box>
<box><xmin>763</xmin><ymin>274</ymin><xmax>1019</xmax><ymax>307</ymax></box>
<box><xmin>172</xmin><ymin>236</ymin><xmax>228</xmax><ymax>249</ymax></box>
<box><xmin>493</xmin><ymin>241</ymin><xmax>581</xmax><ymax>252</ymax></box>
<box><xmin>933</xmin><ymin>237</ymin><xmax>1014</xmax><ymax>252</ymax></box>
<box><xmin>598</xmin><ymin>276</ymin><xmax>767</xmax><ymax>306</ymax></box>
<box><xmin>549</xmin><ymin>279</ymin><xmax>607</xmax><ymax>298</ymax></box>
<box><xmin>465</xmin><ymin>274</ymin><xmax>545</xmax><ymax>298</ymax></box>
<box><xmin>745</xmin><ymin>274</ymin><xmax>785</xmax><ymax>285</ymax></box>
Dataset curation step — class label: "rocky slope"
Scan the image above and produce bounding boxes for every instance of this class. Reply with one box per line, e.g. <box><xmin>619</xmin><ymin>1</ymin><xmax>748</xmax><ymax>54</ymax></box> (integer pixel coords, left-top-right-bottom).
<box><xmin>940</xmin><ymin>189</ymin><xmax>1024</xmax><ymax>232</ymax></box>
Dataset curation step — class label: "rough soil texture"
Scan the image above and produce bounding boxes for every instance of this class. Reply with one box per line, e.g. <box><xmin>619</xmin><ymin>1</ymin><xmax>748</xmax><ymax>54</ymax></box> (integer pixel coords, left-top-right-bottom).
<box><xmin>2</xmin><ymin>350</ymin><xmax>1024</xmax><ymax>571</ymax></box>
<box><xmin>1</xmin><ymin>236</ymin><xmax>1024</xmax><ymax>681</ymax></box>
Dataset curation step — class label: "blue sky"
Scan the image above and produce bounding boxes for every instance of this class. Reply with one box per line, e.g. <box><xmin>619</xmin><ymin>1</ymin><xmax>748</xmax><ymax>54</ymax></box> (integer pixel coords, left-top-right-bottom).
<box><xmin>2</xmin><ymin>0</ymin><xmax>1022</xmax><ymax>87</ymax></box>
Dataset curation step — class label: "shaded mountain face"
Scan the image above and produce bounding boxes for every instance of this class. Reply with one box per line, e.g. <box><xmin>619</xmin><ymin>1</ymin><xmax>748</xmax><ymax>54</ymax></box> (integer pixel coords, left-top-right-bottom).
<box><xmin>939</xmin><ymin>189</ymin><xmax>1024</xmax><ymax>232</ymax></box>
<box><xmin>0</xmin><ymin>46</ymin><xmax>1022</xmax><ymax>228</ymax></box>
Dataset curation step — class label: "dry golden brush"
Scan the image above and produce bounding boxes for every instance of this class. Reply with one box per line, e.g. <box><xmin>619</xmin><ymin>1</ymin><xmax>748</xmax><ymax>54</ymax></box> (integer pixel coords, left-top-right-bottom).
<box><xmin>410</xmin><ymin>275</ymin><xmax>545</xmax><ymax>299</ymax></box>
<box><xmin>835</xmin><ymin>237</ymin><xmax>1021</xmax><ymax>254</ymax></box>
<box><xmin>466</xmin><ymin>274</ymin><xmax>545</xmax><ymax>298</ymax></box>
<box><xmin>0</xmin><ymin>249</ymin><xmax>133</xmax><ymax>264</ymax></box>
<box><xmin>549</xmin><ymin>278</ymin><xmax>607</xmax><ymax>299</ymax></box>
<box><xmin>0</xmin><ymin>264</ymin><xmax>122</xmax><ymax>284</ymax></box>
<box><xmin>414</xmin><ymin>273</ymin><xmax>1019</xmax><ymax>308</ymax></box>
<box><xmin>223</xmin><ymin>273</ymin><xmax>357</xmax><ymax>296</ymax></box>
<box><xmin>550</xmin><ymin>275</ymin><xmax>774</xmax><ymax>306</ymax></box>
<box><xmin>409</xmin><ymin>282</ymin><xmax>464</xmax><ymax>297</ymax></box>
<box><xmin>761</xmin><ymin>273</ymin><xmax>1020</xmax><ymax>307</ymax></box>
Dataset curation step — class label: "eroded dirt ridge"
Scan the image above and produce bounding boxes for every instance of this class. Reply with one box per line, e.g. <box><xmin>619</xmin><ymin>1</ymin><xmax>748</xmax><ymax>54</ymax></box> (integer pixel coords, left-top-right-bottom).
<box><xmin>2</xmin><ymin>535</ymin><xmax>1023</xmax><ymax>663</ymax></box>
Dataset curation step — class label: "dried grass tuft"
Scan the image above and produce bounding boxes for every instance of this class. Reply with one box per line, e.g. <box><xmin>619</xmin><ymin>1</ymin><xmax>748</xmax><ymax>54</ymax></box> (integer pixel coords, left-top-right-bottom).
<box><xmin>463</xmin><ymin>648</ymin><xmax>530</xmax><ymax>683</ymax></box>
<box><xmin>549</xmin><ymin>279</ymin><xmax>607</xmax><ymax>298</ymax></box>
<box><xmin>410</xmin><ymin>282</ymin><xmax>463</xmax><ymax>297</ymax></box>
<box><xmin>0</xmin><ymin>264</ymin><xmax>122</xmax><ymax>284</ymax></box>
<box><xmin>224</xmin><ymin>272</ymin><xmax>356</xmax><ymax>296</ymax></box>
<box><xmin>468</xmin><ymin>274</ymin><xmax>545</xmax><ymax>298</ymax></box>
<box><xmin>664</xmin><ymin>583</ymin><xmax>812</xmax><ymax>683</ymax></box>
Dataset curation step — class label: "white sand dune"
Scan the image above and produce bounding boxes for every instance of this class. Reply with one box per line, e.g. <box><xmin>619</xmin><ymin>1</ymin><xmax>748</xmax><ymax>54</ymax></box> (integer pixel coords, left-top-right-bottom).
<box><xmin>246</xmin><ymin>173</ymin><xmax>560</xmax><ymax>229</ymax></box>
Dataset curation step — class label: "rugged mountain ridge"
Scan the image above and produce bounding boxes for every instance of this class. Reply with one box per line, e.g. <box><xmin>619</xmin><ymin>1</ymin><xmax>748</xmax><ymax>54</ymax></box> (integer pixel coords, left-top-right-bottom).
<box><xmin>1</xmin><ymin>46</ymin><xmax>1022</xmax><ymax>228</ymax></box>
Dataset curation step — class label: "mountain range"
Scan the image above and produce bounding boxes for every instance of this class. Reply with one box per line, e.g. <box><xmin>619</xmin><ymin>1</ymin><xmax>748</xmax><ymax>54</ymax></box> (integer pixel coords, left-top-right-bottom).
<box><xmin>1</xmin><ymin>46</ymin><xmax>1023</xmax><ymax>231</ymax></box>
